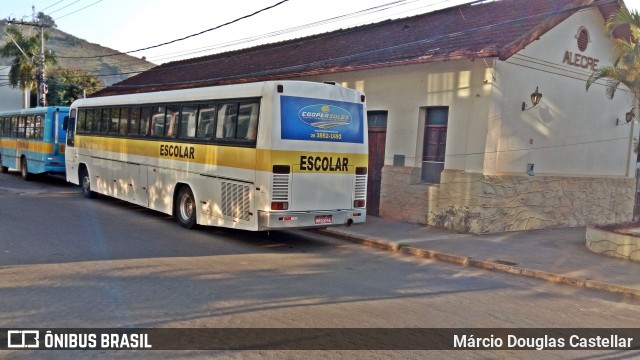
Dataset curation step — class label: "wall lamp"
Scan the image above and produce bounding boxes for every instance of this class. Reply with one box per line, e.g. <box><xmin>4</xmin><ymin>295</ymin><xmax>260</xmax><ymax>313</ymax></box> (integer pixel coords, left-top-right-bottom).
<box><xmin>521</xmin><ymin>86</ymin><xmax>542</xmax><ymax>111</ymax></box>
<box><xmin>617</xmin><ymin>108</ymin><xmax>636</xmax><ymax>125</ymax></box>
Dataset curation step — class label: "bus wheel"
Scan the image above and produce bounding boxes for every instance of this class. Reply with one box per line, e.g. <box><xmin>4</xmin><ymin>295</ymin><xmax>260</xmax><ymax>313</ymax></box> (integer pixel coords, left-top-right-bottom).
<box><xmin>20</xmin><ymin>157</ymin><xmax>31</xmax><ymax>181</ymax></box>
<box><xmin>80</xmin><ymin>168</ymin><xmax>95</xmax><ymax>199</ymax></box>
<box><xmin>176</xmin><ymin>186</ymin><xmax>197</xmax><ymax>229</ymax></box>
<box><xmin>0</xmin><ymin>156</ymin><xmax>8</xmax><ymax>173</ymax></box>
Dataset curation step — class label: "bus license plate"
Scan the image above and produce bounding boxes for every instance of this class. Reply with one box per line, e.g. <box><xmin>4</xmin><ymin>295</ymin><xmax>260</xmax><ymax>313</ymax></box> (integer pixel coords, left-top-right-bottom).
<box><xmin>314</xmin><ymin>215</ymin><xmax>333</xmax><ymax>225</ymax></box>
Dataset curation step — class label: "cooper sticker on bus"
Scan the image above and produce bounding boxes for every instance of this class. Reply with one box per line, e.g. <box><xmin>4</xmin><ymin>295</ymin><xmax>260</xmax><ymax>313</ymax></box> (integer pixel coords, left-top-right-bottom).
<box><xmin>298</xmin><ymin>104</ymin><xmax>352</xmax><ymax>129</ymax></box>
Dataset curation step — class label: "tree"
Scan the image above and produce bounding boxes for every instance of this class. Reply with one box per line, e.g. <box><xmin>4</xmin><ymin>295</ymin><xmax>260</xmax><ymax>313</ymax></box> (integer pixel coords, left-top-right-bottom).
<box><xmin>586</xmin><ymin>8</ymin><xmax>640</xmax><ymax>108</ymax></box>
<box><xmin>0</xmin><ymin>25</ymin><xmax>57</xmax><ymax>93</ymax></box>
<box><xmin>46</xmin><ymin>68</ymin><xmax>104</xmax><ymax>106</ymax></box>
<box><xmin>36</xmin><ymin>12</ymin><xmax>56</xmax><ymax>28</ymax></box>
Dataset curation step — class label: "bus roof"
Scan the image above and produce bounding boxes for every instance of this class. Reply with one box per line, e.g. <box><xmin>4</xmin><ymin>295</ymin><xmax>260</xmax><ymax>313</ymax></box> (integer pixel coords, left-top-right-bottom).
<box><xmin>0</xmin><ymin>106</ymin><xmax>70</xmax><ymax>117</ymax></box>
<box><xmin>71</xmin><ymin>80</ymin><xmax>361</xmax><ymax>108</ymax></box>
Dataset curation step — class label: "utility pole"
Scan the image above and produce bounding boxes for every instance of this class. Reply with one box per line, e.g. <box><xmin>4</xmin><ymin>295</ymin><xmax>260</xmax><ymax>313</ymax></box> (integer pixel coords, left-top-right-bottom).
<box><xmin>5</xmin><ymin>19</ymin><xmax>50</xmax><ymax>107</ymax></box>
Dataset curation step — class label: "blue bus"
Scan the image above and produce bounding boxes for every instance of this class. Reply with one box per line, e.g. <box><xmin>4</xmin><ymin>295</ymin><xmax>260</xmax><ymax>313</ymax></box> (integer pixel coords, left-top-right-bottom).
<box><xmin>0</xmin><ymin>107</ymin><xmax>69</xmax><ymax>180</ymax></box>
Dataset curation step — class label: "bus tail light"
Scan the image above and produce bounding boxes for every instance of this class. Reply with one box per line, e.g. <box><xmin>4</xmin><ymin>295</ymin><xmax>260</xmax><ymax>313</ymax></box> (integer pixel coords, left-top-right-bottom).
<box><xmin>271</xmin><ymin>202</ymin><xmax>289</xmax><ymax>210</ymax></box>
<box><xmin>354</xmin><ymin>167</ymin><xmax>367</xmax><ymax>209</ymax></box>
<box><xmin>273</xmin><ymin>165</ymin><xmax>290</xmax><ymax>174</ymax></box>
<box><xmin>271</xmin><ymin>165</ymin><xmax>290</xmax><ymax>211</ymax></box>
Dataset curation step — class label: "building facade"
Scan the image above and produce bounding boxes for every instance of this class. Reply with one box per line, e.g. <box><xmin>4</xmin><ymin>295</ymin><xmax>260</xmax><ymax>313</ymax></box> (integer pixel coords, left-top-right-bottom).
<box><xmin>300</xmin><ymin>5</ymin><xmax>637</xmax><ymax>232</ymax></box>
<box><xmin>96</xmin><ymin>0</ymin><xmax>636</xmax><ymax>233</ymax></box>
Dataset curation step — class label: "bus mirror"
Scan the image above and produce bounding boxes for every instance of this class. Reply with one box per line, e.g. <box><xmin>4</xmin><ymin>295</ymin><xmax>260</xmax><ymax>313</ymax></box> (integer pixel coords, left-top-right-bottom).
<box><xmin>62</xmin><ymin>116</ymin><xmax>69</xmax><ymax>131</ymax></box>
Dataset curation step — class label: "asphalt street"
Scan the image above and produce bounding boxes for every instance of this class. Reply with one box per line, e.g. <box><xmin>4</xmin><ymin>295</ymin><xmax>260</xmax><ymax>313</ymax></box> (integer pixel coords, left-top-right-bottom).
<box><xmin>1</xmin><ymin>171</ymin><xmax>639</xmax><ymax>359</ymax></box>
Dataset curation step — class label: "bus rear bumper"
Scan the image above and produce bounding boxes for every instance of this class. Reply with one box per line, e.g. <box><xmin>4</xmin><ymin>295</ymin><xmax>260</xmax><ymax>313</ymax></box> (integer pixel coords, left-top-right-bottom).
<box><xmin>44</xmin><ymin>165</ymin><xmax>66</xmax><ymax>174</ymax></box>
<box><xmin>258</xmin><ymin>209</ymin><xmax>366</xmax><ymax>230</ymax></box>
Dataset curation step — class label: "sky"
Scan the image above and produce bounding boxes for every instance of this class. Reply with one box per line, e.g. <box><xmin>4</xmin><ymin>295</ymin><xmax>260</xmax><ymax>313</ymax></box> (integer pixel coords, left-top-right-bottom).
<box><xmin>2</xmin><ymin>0</ymin><xmax>640</xmax><ymax>66</ymax></box>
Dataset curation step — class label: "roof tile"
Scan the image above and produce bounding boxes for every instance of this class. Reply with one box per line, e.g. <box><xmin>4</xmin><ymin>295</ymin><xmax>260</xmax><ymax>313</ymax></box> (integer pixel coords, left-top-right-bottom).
<box><xmin>94</xmin><ymin>0</ymin><xmax>619</xmax><ymax>96</ymax></box>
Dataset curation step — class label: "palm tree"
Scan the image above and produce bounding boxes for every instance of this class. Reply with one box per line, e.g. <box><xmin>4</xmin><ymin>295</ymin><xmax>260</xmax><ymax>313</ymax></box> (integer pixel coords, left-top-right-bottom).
<box><xmin>0</xmin><ymin>25</ymin><xmax>57</xmax><ymax>95</ymax></box>
<box><xmin>586</xmin><ymin>8</ymin><xmax>640</xmax><ymax>109</ymax></box>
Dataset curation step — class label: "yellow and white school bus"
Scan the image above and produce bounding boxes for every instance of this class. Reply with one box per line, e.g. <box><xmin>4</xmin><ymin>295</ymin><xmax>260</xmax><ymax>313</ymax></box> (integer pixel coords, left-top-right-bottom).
<box><xmin>64</xmin><ymin>81</ymin><xmax>368</xmax><ymax>230</ymax></box>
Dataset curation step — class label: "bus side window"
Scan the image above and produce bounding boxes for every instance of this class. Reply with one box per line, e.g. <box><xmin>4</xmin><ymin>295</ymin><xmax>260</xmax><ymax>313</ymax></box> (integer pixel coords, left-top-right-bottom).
<box><xmin>150</xmin><ymin>106</ymin><xmax>166</xmax><ymax>136</ymax></box>
<box><xmin>179</xmin><ymin>105</ymin><xmax>198</xmax><ymax>139</ymax></box>
<box><xmin>18</xmin><ymin>116</ymin><xmax>26</xmax><ymax>138</ymax></box>
<box><xmin>100</xmin><ymin>108</ymin><xmax>110</xmax><ymax>133</ymax></box>
<box><xmin>110</xmin><ymin>108</ymin><xmax>120</xmax><ymax>134</ymax></box>
<box><xmin>119</xmin><ymin>107</ymin><xmax>129</xmax><ymax>135</ymax></box>
<box><xmin>237</xmin><ymin>102</ymin><xmax>259</xmax><ymax>141</ymax></box>
<box><xmin>11</xmin><ymin>116</ymin><xmax>20</xmax><ymax>138</ymax></box>
<box><xmin>216</xmin><ymin>103</ymin><xmax>238</xmax><ymax>140</ymax></box>
<box><xmin>86</xmin><ymin>109</ymin><xmax>96</xmax><ymax>133</ymax></box>
<box><xmin>77</xmin><ymin>109</ymin><xmax>86</xmax><ymax>133</ymax></box>
<box><xmin>34</xmin><ymin>115</ymin><xmax>43</xmax><ymax>140</ymax></box>
<box><xmin>129</xmin><ymin>107</ymin><xmax>141</xmax><ymax>135</ymax></box>
<box><xmin>140</xmin><ymin>107</ymin><xmax>151</xmax><ymax>136</ymax></box>
<box><xmin>25</xmin><ymin>116</ymin><xmax>34</xmax><ymax>139</ymax></box>
<box><xmin>165</xmin><ymin>105</ymin><xmax>180</xmax><ymax>138</ymax></box>
<box><xmin>197</xmin><ymin>103</ymin><xmax>215</xmax><ymax>140</ymax></box>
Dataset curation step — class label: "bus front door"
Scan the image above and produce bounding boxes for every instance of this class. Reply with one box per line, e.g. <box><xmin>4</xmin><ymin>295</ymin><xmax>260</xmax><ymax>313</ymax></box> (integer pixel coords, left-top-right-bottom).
<box><xmin>64</xmin><ymin>115</ymin><xmax>79</xmax><ymax>184</ymax></box>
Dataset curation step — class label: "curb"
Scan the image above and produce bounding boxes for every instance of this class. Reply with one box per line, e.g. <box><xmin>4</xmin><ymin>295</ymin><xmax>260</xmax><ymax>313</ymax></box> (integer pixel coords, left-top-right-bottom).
<box><xmin>316</xmin><ymin>228</ymin><xmax>640</xmax><ymax>299</ymax></box>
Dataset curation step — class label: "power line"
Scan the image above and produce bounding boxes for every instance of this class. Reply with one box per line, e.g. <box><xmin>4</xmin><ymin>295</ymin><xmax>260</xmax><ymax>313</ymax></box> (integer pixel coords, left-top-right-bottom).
<box><xmin>108</xmin><ymin>0</ymin><xmax>617</xmax><ymax>89</ymax></box>
<box><xmin>6</xmin><ymin>0</ymin><xmax>457</xmax><ymax>68</ymax></box>
<box><xmin>40</xmin><ymin>0</ymin><xmax>66</xmax><ymax>12</ymax></box>
<box><xmin>47</xmin><ymin>0</ymin><xmax>82</xmax><ymax>15</ymax></box>
<box><xmin>97</xmin><ymin>0</ymin><xmax>604</xmax><ymax>81</ymax></box>
<box><xmin>57</xmin><ymin>0</ymin><xmax>292</xmax><ymax>59</ymax></box>
<box><xmin>147</xmin><ymin>0</ymin><xmax>436</xmax><ymax>63</ymax></box>
<box><xmin>56</xmin><ymin>0</ymin><xmax>616</xmax><ymax>90</ymax></box>
<box><xmin>40</xmin><ymin>0</ymin><xmax>461</xmax><ymax>67</ymax></box>
<box><xmin>25</xmin><ymin>0</ymin><xmax>459</xmax><ymax>73</ymax></box>
<box><xmin>441</xmin><ymin>136</ymin><xmax>631</xmax><ymax>159</ymax></box>
<box><xmin>55</xmin><ymin>0</ymin><xmax>103</xmax><ymax>20</ymax></box>
<box><xmin>6</xmin><ymin>0</ymin><xmax>614</xmax><ymax>89</ymax></box>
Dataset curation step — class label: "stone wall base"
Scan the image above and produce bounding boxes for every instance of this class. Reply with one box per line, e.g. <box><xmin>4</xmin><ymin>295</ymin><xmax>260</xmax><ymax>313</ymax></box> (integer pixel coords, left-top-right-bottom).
<box><xmin>586</xmin><ymin>225</ymin><xmax>640</xmax><ymax>262</ymax></box>
<box><xmin>379</xmin><ymin>167</ymin><xmax>636</xmax><ymax>233</ymax></box>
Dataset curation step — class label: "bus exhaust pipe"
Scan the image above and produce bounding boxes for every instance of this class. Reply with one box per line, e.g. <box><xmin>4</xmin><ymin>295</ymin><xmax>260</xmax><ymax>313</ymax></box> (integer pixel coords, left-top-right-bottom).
<box><xmin>346</xmin><ymin>218</ymin><xmax>354</xmax><ymax>227</ymax></box>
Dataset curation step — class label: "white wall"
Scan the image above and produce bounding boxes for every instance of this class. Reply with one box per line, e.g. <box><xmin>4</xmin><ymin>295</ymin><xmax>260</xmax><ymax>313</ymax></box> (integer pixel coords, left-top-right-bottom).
<box><xmin>491</xmin><ymin>7</ymin><xmax>637</xmax><ymax>178</ymax></box>
<box><xmin>0</xmin><ymin>67</ymin><xmax>27</xmax><ymax>110</ymax></box>
<box><xmin>299</xmin><ymin>60</ymin><xmax>493</xmax><ymax>173</ymax></box>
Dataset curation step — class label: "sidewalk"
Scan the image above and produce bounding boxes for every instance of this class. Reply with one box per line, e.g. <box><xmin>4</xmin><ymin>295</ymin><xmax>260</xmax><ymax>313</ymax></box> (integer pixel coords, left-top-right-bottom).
<box><xmin>317</xmin><ymin>216</ymin><xmax>640</xmax><ymax>298</ymax></box>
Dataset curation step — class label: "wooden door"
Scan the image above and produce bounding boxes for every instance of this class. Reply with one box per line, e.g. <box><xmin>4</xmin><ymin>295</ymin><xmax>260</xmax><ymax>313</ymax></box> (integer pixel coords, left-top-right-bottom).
<box><xmin>367</xmin><ymin>127</ymin><xmax>386</xmax><ymax>216</ymax></box>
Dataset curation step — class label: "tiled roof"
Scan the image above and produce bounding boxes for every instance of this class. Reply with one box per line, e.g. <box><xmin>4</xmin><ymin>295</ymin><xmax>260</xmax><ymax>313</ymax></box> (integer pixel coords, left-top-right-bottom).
<box><xmin>94</xmin><ymin>0</ymin><xmax>622</xmax><ymax>96</ymax></box>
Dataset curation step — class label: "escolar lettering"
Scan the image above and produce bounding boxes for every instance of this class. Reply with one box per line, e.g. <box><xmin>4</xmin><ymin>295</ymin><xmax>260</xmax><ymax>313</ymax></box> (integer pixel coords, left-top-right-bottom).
<box><xmin>299</xmin><ymin>155</ymin><xmax>349</xmax><ymax>171</ymax></box>
<box><xmin>160</xmin><ymin>144</ymin><xmax>195</xmax><ymax>160</ymax></box>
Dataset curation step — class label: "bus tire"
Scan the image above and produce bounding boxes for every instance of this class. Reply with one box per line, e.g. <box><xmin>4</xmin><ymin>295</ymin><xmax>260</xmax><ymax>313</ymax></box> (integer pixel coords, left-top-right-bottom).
<box><xmin>20</xmin><ymin>157</ymin><xmax>31</xmax><ymax>181</ymax></box>
<box><xmin>176</xmin><ymin>186</ymin><xmax>197</xmax><ymax>229</ymax></box>
<box><xmin>79</xmin><ymin>168</ymin><xmax>95</xmax><ymax>199</ymax></box>
<box><xmin>0</xmin><ymin>155</ymin><xmax>8</xmax><ymax>173</ymax></box>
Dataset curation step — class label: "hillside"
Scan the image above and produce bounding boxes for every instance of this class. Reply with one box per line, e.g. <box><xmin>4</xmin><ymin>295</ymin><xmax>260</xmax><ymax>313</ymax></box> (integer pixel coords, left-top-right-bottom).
<box><xmin>0</xmin><ymin>21</ymin><xmax>155</xmax><ymax>86</ymax></box>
